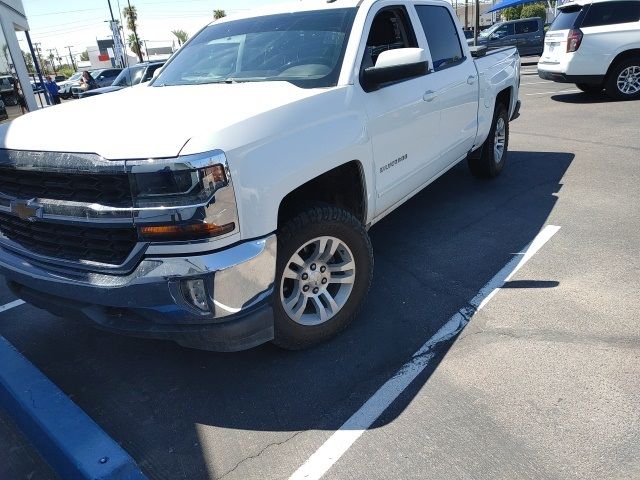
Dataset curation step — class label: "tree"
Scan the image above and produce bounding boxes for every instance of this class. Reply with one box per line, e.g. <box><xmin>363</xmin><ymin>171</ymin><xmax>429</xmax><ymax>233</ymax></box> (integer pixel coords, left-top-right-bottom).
<box><xmin>123</xmin><ymin>5</ymin><xmax>144</xmax><ymax>62</ymax></box>
<box><xmin>171</xmin><ymin>29</ymin><xmax>189</xmax><ymax>46</ymax></box>
<box><xmin>22</xmin><ymin>51</ymin><xmax>35</xmax><ymax>74</ymax></box>
<box><xmin>502</xmin><ymin>6</ymin><xmax>523</xmax><ymax>20</ymax></box>
<box><xmin>521</xmin><ymin>3</ymin><xmax>547</xmax><ymax>23</ymax></box>
<box><xmin>213</xmin><ymin>9</ymin><xmax>226</xmax><ymax>20</ymax></box>
<box><xmin>127</xmin><ymin>33</ymin><xmax>144</xmax><ymax>61</ymax></box>
<box><xmin>80</xmin><ymin>50</ymin><xmax>89</xmax><ymax>61</ymax></box>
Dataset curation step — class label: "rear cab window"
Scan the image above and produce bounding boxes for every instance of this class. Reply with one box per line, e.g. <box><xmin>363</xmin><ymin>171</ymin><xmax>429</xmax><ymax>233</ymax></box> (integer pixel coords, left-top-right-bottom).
<box><xmin>414</xmin><ymin>5</ymin><xmax>464</xmax><ymax>71</ymax></box>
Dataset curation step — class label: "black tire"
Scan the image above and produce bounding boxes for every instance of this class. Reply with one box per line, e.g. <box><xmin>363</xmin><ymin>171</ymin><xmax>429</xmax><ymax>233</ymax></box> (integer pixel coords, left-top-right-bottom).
<box><xmin>272</xmin><ymin>206</ymin><xmax>373</xmax><ymax>350</ymax></box>
<box><xmin>468</xmin><ymin>103</ymin><xmax>509</xmax><ymax>179</ymax></box>
<box><xmin>575</xmin><ymin>83</ymin><xmax>602</xmax><ymax>94</ymax></box>
<box><xmin>604</xmin><ymin>56</ymin><xmax>640</xmax><ymax>100</ymax></box>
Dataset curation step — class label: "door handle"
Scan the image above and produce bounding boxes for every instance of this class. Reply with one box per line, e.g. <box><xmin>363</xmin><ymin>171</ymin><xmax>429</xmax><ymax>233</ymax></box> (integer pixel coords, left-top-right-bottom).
<box><xmin>467</xmin><ymin>75</ymin><xmax>477</xmax><ymax>85</ymax></box>
<box><xmin>423</xmin><ymin>90</ymin><xmax>437</xmax><ymax>102</ymax></box>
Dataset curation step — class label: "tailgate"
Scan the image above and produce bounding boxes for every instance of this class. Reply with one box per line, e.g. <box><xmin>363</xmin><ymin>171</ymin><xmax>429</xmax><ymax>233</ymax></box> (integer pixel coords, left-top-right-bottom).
<box><xmin>541</xmin><ymin>30</ymin><xmax>568</xmax><ymax>64</ymax></box>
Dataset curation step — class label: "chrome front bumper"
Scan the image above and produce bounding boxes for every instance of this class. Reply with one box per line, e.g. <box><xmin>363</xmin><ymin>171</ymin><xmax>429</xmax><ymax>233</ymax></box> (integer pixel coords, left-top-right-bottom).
<box><xmin>0</xmin><ymin>235</ymin><xmax>277</xmax><ymax>351</ymax></box>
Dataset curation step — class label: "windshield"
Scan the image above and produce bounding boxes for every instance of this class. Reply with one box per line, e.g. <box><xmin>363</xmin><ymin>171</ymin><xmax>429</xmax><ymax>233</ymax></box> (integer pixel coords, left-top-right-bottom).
<box><xmin>550</xmin><ymin>5</ymin><xmax>584</xmax><ymax>31</ymax></box>
<box><xmin>69</xmin><ymin>73</ymin><xmax>82</xmax><ymax>81</ymax></box>
<box><xmin>479</xmin><ymin>23</ymin><xmax>500</xmax><ymax>38</ymax></box>
<box><xmin>113</xmin><ymin>65</ymin><xmax>145</xmax><ymax>87</ymax></box>
<box><xmin>153</xmin><ymin>8</ymin><xmax>357</xmax><ymax>88</ymax></box>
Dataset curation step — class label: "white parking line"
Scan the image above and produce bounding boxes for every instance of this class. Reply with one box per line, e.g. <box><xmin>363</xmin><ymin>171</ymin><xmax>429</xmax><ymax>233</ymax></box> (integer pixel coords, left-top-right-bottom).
<box><xmin>525</xmin><ymin>89</ymin><xmax>581</xmax><ymax>96</ymax></box>
<box><xmin>521</xmin><ymin>81</ymin><xmax>553</xmax><ymax>86</ymax></box>
<box><xmin>0</xmin><ymin>300</ymin><xmax>25</xmax><ymax>314</ymax></box>
<box><xmin>289</xmin><ymin>225</ymin><xmax>561</xmax><ymax>480</ymax></box>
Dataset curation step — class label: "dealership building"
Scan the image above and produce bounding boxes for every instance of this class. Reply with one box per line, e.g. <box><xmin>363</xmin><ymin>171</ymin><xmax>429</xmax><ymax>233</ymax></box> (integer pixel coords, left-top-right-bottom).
<box><xmin>0</xmin><ymin>0</ymin><xmax>38</xmax><ymax>114</ymax></box>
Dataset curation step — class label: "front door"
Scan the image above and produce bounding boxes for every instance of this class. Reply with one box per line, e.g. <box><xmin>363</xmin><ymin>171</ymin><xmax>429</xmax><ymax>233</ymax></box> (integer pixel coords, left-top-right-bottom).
<box><xmin>359</xmin><ymin>5</ymin><xmax>442</xmax><ymax>216</ymax></box>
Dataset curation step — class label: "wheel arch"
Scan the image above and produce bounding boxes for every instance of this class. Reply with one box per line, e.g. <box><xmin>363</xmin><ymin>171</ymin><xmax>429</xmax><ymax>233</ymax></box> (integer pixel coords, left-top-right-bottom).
<box><xmin>606</xmin><ymin>49</ymin><xmax>640</xmax><ymax>79</ymax></box>
<box><xmin>277</xmin><ymin>160</ymin><xmax>368</xmax><ymax>229</ymax></box>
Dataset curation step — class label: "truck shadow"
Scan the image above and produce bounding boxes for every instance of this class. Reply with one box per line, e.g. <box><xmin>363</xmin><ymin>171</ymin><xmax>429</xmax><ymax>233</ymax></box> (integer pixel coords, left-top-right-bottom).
<box><xmin>551</xmin><ymin>92</ymin><xmax>634</xmax><ymax>104</ymax></box>
<box><xmin>0</xmin><ymin>150</ymin><xmax>573</xmax><ymax>480</ymax></box>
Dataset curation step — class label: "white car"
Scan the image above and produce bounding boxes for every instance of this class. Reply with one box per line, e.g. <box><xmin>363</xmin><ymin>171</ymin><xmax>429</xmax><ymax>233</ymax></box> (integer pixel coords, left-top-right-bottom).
<box><xmin>538</xmin><ymin>0</ymin><xmax>640</xmax><ymax>99</ymax></box>
<box><xmin>0</xmin><ymin>0</ymin><xmax>521</xmax><ymax>351</ymax></box>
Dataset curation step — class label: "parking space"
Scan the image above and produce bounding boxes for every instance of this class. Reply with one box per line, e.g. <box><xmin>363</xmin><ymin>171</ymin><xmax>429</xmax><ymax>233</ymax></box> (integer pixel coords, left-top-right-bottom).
<box><xmin>1</xmin><ymin>64</ymin><xmax>639</xmax><ymax>480</ymax></box>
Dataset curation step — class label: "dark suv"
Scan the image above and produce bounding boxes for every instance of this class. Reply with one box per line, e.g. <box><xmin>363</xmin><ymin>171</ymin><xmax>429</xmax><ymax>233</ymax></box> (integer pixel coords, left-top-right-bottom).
<box><xmin>469</xmin><ymin>18</ymin><xmax>545</xmax><ymax>56</ymax></box>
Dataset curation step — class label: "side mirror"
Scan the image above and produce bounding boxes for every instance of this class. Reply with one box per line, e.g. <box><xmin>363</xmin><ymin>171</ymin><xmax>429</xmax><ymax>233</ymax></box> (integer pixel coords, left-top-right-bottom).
<box><xmin>361</xmin><ymin>48</ymin><xmax>428</xmax><ymax>92</ymax></box>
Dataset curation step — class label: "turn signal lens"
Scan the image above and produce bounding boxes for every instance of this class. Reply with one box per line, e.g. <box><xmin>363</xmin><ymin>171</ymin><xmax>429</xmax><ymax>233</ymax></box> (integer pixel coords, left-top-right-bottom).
<box><xmin>567</xmin><ymin>29</ymin><xmax>583</xmax><ymax>53</ymax></box>
<box><xmin>140</xmin><ymin>222</ymin><xmax>235</xmax><ymax>241</ymax></box>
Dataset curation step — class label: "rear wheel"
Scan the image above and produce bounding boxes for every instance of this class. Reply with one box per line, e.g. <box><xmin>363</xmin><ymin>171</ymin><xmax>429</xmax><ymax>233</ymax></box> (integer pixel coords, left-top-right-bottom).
<box><xmin>273</xmin><ymin>206</ymin><xmax>373</xmax><ymax>350</ymax></box>
<box><xmin>575</xmin><ymin>83</ymin><xmax>602</xmax><ymax>94</ymax></box>
<box><xmin>468</xmin><ymin>103</ymin><xmax>509</xmax><ymax>179</ymax></box>
<box><xmin>605</xmin><ymin>57</ymin><xmax>640</xmax><ymax>100</ymax></box>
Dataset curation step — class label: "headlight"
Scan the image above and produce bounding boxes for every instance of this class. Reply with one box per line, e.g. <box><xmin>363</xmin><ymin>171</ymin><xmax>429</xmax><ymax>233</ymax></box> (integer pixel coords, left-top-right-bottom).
<box><xmin>126</xmin><ymin>150</ymin><xmax>238</xmax><ymax>241</ymax></box>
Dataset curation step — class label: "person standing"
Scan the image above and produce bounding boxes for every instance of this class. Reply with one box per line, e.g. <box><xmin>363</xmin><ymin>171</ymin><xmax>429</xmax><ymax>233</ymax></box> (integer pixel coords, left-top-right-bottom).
<box><xmin>44</xmin><ymin>76</ymin><xmax>61</xmax><ymax>105</ymax></box>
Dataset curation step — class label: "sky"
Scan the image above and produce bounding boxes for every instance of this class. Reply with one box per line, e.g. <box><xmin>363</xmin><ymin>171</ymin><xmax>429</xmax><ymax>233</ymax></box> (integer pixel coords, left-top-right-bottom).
<box><xmin>19</xmin><ymin>0</ymin><xmax>288</xmax><ymax>64</ymax></box>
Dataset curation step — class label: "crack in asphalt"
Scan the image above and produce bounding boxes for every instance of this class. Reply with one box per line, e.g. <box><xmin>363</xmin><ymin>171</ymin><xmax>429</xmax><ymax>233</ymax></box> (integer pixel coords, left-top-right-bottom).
<box><xmin>216</xmin><ymin>430</ymin><xmax>305</xmax><ymax>480</ymax></box>
<box><xmin>458</xmin><ymin>324</ymin><xmax>640</xmax><ymax>350</ymax></box>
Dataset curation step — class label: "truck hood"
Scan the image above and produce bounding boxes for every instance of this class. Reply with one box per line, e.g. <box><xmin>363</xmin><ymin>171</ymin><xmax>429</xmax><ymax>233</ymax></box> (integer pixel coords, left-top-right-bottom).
<box><xmin>0</xmin><ymin>82</ymin><xmax>320</xmax><ymax>160</ymax></box>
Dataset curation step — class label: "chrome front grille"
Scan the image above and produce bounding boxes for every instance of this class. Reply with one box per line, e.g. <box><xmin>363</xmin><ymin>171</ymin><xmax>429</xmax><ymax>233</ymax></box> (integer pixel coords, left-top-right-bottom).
<box><xmin>0</xmin><ymin>168</ymin><xmax>132</xmax><ymax>207</ymax></box>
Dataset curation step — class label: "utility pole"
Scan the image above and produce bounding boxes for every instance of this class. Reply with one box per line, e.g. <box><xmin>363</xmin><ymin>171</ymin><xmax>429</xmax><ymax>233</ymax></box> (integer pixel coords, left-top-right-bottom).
<box><xmin>464</xmin><ymin>0</ymin><xmax>469</xmax><ymax>29</ymax></box>
<box><xmin>65</xmin><ymin>46</ymin><xmax>76</xmax><ymax>71</ymax></box>
<box><xmin>474</xmin><ymin>0</ymin><xmax>480</xmax><ymax>46</ymax></box>
<box><xmin>33</xmin><ymin>42</ymin><xmax>45</xmax><ymax>74</ymax></box>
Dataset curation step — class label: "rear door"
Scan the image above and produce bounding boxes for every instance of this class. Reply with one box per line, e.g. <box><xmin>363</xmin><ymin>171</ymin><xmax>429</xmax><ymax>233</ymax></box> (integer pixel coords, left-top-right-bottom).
<box><xmin>515</xmin><ymin>19</ymin><xmax>543</xmax><ymax>56</ymax></box>
<box><xmin>414</xmin><ymin>2</ymin><xmax>479</xmax><ymax>170</ymax></box>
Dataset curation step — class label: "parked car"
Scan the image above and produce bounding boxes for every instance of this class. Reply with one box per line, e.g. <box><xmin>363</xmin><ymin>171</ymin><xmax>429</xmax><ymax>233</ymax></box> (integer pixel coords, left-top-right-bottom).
<box><xmin>54</xmin><ymin>75</ymin><xmax>66</xmax><ymax>83</ymax></box>
<box><xmin>31</xmin><ymin>81</ymin><xmax>44</xmax><ymax>93</ymax></box>
<box><xmin>80</xmin><ymin>62</ymin><xmax>165</xmax><ymax>98</ymax></box>
<box><xmin>0</xmin><ymin>76</ymin><xmax>17</xmax><ymax>106</ymax></box>
<box><xmin>58</xmin><ymin>72</ymin><xmax>83</xmax><ymax>100</ymax></box>
<box><xmin>468</xmin><ymin>17</ymin><xmax>545</xmax><ymax>56</ymax></box>
<box><xmin>71</xmin><ymin>68</ymin><xmax>122</xmax><ymax>98</ymax></box>
<box><xmin>0</xmin><ymin>0</ymin><xmax>520</xmax><ymax>352</ymax></box>
<box><xmin>538</xmin><ymin>0</ymin><xmax>640</xmax><ymax>99</ymax></box>
<box><xmin>0</xmin><ymin>99</ymin><xmax>8</xmax><ymax>122</ymax></box>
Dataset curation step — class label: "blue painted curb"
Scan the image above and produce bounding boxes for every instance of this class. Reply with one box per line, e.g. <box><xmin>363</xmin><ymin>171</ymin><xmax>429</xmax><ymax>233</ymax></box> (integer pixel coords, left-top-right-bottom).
<box><xmin>0</xmin><ymin>336</ymin><xmax>148</xmax><ymax>480</ymax></box>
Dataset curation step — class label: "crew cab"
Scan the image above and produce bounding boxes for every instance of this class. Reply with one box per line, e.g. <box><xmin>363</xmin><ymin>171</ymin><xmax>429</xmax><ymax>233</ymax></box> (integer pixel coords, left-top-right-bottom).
<box><xmin>538</xmin><ymin>0</ymin><xmax>640</xmax><ymax>99</ymax></box>
<box><xmin>0</xmin><ymin>0</ymin><xmax>521</xmax><ymax>352</ymax></box>
<box><xmin>469</xmin><ymin>17</ymin><xmax>545</xmax><ymax>57</ymax></box>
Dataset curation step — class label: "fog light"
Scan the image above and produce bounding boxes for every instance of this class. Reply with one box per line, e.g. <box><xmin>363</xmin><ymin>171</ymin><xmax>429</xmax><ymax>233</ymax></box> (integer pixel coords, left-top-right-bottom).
<box><xmin>181</xmin><ymin>278</ymin><xmax>210</xmax><ymax>312</ymax></box>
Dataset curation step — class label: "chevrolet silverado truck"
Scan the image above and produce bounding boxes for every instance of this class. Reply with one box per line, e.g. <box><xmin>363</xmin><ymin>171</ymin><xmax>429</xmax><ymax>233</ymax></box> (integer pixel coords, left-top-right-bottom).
<box><xmin>0</xmin><ymin>0</ymin><xmax>521</xmax><ymax>352</ymax></box>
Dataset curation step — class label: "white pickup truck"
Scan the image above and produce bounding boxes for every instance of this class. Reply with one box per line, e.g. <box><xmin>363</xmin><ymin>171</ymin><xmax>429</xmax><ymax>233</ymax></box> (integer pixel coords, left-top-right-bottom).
<box><xmin>0</xmin><ymin>0</ymin><xmax>520</xmax><ymax>351</ymax></box>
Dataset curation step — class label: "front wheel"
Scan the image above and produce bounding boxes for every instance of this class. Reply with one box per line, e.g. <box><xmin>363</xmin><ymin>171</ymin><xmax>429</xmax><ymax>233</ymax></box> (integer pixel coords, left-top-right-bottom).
<box><xmin>605</xmin><ymin>57</ymin><xmax>640</xmax><ymax>100</ymax></box>
<box><xmin>272</xmin><ymin>206</ymin><xmax>373</xmax><ymax>350</ymax></box>
<box><xmin>468</xmin><ymin>103</ymin><xmax>509</xmax><ymax>179</ymax></box>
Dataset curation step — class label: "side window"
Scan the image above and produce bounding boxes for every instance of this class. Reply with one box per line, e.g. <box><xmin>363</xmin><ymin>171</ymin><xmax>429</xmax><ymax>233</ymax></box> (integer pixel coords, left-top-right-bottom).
<box><xmin>582</xmin><ymin>2</ymin><xmax>640</xmax><ymax>27</ymax></box>
<box><xmin>362</xmin><ymin>6</ymin><xmax>417</xmax><ymax>69</ymax></box>
<box><xmin>415</xmin><ymin>5</ymin><xmax>464</xmax><ymax>71</ymax></box>
<box><xmin>516</xmin><ymin>20</ymin><xmax>538</xmax><ymax>34</ymax></box>
<box><xmin>493</xmin><ymin>23</ymin><xmax>515</xmax><ymax>38</ymax></box>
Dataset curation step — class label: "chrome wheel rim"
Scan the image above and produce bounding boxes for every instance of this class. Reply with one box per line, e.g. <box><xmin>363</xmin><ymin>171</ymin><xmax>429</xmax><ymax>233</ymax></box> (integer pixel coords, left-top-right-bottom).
<box><xmin>617</xmin><ymin>66</ymin><xmax>640</xmax><ymax>95</ymax></box>
<box><xmin>280</xmin><ymin>236</ymin><xmax>355</xmax><ymax>326</ymax></box>
<box><xmin>494</xmin><ymin>117</ymin><xmax>506</xmax><ymax>164</ymax></box>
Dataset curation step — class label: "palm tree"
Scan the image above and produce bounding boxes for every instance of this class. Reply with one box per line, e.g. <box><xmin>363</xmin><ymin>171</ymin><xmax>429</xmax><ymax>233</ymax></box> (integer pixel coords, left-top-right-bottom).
<box><xmin>171</xmin><ymin>30</ymin><xmax>189</xmax><ymax>46</ymax></box>
<box><xmin>213</xmin><ymin>9</ymin><xmax>226</xmax><ymax>20</ymax></box>
<box><xmin>123</xmin><ymin>5</ymin><xmax>144</xmax><ymax>62</ymax></box>
<box><xmin>127</xmin><ymin>34</ymin><xmax>144</xmax><ymax>61</ymax></box>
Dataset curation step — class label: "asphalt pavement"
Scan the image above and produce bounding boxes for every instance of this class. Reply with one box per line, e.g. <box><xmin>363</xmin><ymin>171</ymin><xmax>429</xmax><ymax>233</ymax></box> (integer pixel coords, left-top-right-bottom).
<box><xmin>1</xmin><ymin>61</ymin><xmax>639</xmax><ymax>480</ymax></box>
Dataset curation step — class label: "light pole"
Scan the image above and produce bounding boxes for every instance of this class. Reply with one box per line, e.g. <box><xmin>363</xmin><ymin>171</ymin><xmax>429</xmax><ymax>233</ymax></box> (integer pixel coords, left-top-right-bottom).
<box><xmin>65</xmin><ymin>46</ymin><xmax>76</xmax><ymax>71</ymax></box>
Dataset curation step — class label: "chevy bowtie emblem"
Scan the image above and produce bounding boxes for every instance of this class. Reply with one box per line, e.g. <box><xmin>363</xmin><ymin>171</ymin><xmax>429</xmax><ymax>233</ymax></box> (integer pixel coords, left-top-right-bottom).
<box><xmin>10</xmin><ymin>200</ymin><xmax>43</xmax><ymax>221</ymax></box>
